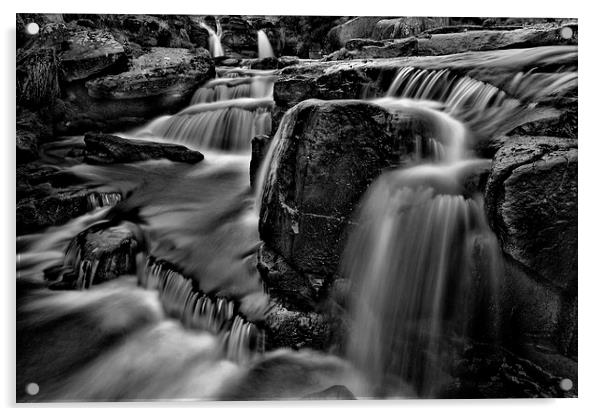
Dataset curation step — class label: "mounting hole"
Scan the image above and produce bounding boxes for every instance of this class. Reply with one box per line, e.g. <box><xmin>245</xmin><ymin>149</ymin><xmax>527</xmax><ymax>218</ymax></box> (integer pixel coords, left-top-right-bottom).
<box><xmin>559</xmin><ymin>378</ymin><xmax>573</xmax><ymax>391</ymax></box>
<box><xmin>25</xmin><ymin>382</ymin><xmax>39</xmax><ymax>396</ymax></box>
<box><xmin>25</xmin><ymin>22</ymin><xmax>40</xmax><ymax>36</ymax></box>
<box><xmin>560</xmin><ymin>27</ymin><xmax>573</xmax><ymax>40</ymax></box>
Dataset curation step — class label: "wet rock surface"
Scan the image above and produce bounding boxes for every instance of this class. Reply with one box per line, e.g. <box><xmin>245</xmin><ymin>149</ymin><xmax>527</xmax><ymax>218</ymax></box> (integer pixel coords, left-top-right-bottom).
<box><xmin>85</xmin><ymin>47</ymin><xmax>213</xmax><ymax>100</ymax></box>
<box><xmin>324</xmin><ymin>37</ymin><xmax>418</xmax><ymax>61</ymax></box>
<box><xmin>58</xmin><ymin>47</ymin><xmax>214</xmax><ymax>134</ymax></box>
<box><xmin>485</xmin><ymin>136</ymin><xmax>578</xmax><ymax>291</ymax></box>
<box><xmin>259</xmin><ymin>100</ymin><xmax>416</xmax><ymax>279</ymax></box>
<box><xmin>415</xmin><ymin>24</ymin><xmax>577</xmax><ymax>56</ymax></box>
<box><xmin>264</xmin><ymin>302</ymin><xmax>332</xmax><ymax>351</ymax></box>
<box><xmin>59</xmin><ymin>30</ymin><xmax>128</xmax><ymax>82</ymax></box>
<box><xmin>303</xmin><ymin>385</ymin><xmax>356</xmax><ymax>399</ymax></box>
<box><xmin>83</xmin><ymin>133</ymin><xmax>204</xmax><ymax>164</ymax></box>
<box><xmin>60</xmin><ymin>225</ymin><xmax>139</xmax><ymax>288</ymax></box>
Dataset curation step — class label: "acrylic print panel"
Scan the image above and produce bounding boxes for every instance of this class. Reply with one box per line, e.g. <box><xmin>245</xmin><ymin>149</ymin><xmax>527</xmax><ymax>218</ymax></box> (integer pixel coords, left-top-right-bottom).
<box><xmin>15</xmin><ymin>13</ymin><xmax>577</xmax><ymax>402</ymax></box>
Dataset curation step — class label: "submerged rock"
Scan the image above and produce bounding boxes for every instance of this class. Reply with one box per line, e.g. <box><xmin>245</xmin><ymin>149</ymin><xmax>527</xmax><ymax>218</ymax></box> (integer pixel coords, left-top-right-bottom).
<box><xmin>61</xmin><ymin>225</ymin><xmax>139</xmax><ymax>288</ymax></box>
<box><xmin>83</xmin><ymin>133</ymin><xmax>204</xmax><ymax>164</ymax></box>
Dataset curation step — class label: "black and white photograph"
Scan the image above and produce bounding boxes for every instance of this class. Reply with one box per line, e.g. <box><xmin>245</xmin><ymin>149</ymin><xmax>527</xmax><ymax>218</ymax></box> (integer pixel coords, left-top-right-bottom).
<box><xmin>9</xmin><ymin>2</ymin><xmax>587</xmax><ymax>407</ymax></box>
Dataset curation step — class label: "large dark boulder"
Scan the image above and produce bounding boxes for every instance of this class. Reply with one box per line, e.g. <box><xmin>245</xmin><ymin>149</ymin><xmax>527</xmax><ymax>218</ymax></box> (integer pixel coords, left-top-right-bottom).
<box><xmin>259</xmin><ymin>100</ymin><xmax>415</xmax><ymax>281</ymax></box>
<box><xmin>485</xmin><ymin>135</ymin><xmax>578</xmax><ymax>291</ymax></box>
<box><xmin>83</xmin><ymin>133</ymin><xmax>204</xmax><ymax>164</ymax></box>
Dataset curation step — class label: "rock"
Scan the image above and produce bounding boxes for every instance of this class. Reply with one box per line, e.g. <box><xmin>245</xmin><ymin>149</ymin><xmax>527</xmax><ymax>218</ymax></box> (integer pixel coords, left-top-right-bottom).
<box><xmin>277</xmin><ymin>56</ymin><xmax>300</xmax><ymax>68</ymax></box>
<box><xmin>264</xmin><ymin>302</ymin><xmax>331</xmax><ymax>350</ymax></box>
<box><xmin>344</xmin><ymin>38</ymin><xmax>386</xmax><ymax>50</ymax></box>
<box><xmin>416</xmin><ymin>24</ymin><xmax>577</xmax><ymax>56</ymax></box>
<box><xmin>219</xmin><ymin>16</ymin><xmax>258</xmax><ymax>58</ymax></box>
<box><xmin>16</xmin><ymin>188</ymin><xmax>116</xmax><ymax>235</ymax></box>
<box><xmin>485</xmin><ymin>136</ymin><xmax>577</xmax><ymax>291</ymax></box>
<box><xmin>259</xmin><ymin>100</ymin><xmax>415</xmax><ymax>279</ymax></box>
<box><xmin>248</xmin><ymin>56</ymin><xmax>279</xmax><ymax>70</ymax></box>
<box><xmin>16</xmin><ymin>130</ymin><xmax>39</xmax><ymax>163</ymax></box>
<box><xmin>16</xmin><ymin>109</ymin><xmax>53</xmax><ymax>164</ymax></box>
<box><xmin>303</xmin><ymin>385</ymin><xmax>356</xmax><ymax>400</ymax></box>
<box><xmin>372</xmin><ymin>17</ymin><xmax>450</xmax><ymax>40</ymax></box>
<box><xmin>56</xmin><ymin>48</ymin><xmax>214</xmax><ymax>134</ymax></box>
<box><xmin>61</xmin><ymin>225</ymin><xmax>139</xmax><ymax>288</ymax></box>
<box><xmin>83</xmin><ymin>133</ymin><xmax>204</xmax><ymax>164</ymax></box>
<box><xmin>325</xmin><ymin>17</ymin><xmax>387</xmax><ymax>52</ymax></box>
<box><xmin>85</xmin><ymin>48</ymin><xmax>212</xmax><ymax>100</ymax></box>
<box><xmin>273</xmin><ymin>45</ymin><xmax>577</xmax><ymax>129</ymax></box>
<box><xmin>257</xmin><ymin>244</ymin><xmax>317</xmax><ymax>311</ymax></box>
<box><xmin>324</xmin><ymin>37</ymin><xmax>418</xmax><ymax>61</ymax></box>
<box><xmin>59</xmin><ymin>30</ymin><xmax>128</xmax><ymax>82</ymax></box>
<box><xmin>250</xmin><ymin>134</ymin><xmax>272</xmax><ymax>189</ymax></box>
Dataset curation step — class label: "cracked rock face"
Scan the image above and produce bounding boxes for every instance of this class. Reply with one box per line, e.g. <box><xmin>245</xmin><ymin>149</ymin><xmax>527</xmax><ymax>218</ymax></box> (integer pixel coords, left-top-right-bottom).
<box><xmin>258</xmin><ymin>100</ymin><xmax>415</xmax><ymax>279</ymax></box>
<box><xmin>59</xmin><ymin>30</ymin><xmax>127</xmax><ymax>82</ymax></box>
<box><xmin>485</xmin><ymin>136</ymin><xmax>578</xmax><ymax>291</ymax></box>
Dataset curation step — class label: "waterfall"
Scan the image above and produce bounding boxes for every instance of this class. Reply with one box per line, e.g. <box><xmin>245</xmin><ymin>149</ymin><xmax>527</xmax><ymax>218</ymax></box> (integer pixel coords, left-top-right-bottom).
<box><xmin>343</xmin><ymin>166</ymin><xmax>502</xmax><ymax>397</ymax></box>
<box><xmin>199</xmin><ymin>20</ymin><xmax>224</xmax><ymax>58</ymax></box>
<box><xmin>140</xmin><ymin>257</ymin><xmax>265</xmax><ymax>363</ymax></box>
<box><xmin>134</xmin><ymin>69</ymin><xmax>275</xmax><ymax>152</ymax></box>
<box><xmin>86</xmin><ymin>191</ymin><xmax>122</xmax><ymax>210</ymax></box>
<box><xmin>384</xmin><ymin>66</ymin><xmax>577</xmax><ymax>139</ymax></box>
<box><xmin>191</xmin><ymin>76</ymin><xmax>275</xmax><ymax>104</ymax></box>
<box><xmin>340</xmin><ymin>63</ymin><xmax>576</xmax><ymax>397</ymax></box>
<box><xmin>257</xmin><ymin>30</ymin><xmax>275</xmax><ymax>59</ymax></box>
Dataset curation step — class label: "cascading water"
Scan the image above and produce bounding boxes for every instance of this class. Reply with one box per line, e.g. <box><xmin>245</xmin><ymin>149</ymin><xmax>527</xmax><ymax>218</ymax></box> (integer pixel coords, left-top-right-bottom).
<box><xmin>134</xmin><ymin>69</ymin><xmax>276</xmax><ymax>151</ymax></box>
<box><xmin>342</xmin><ymin>61</ymin><xmax>576</xmax><ymax>397</ymax></box>
<box><xmin>257</xmin><ymin>30</ymin><xmax>275</xmax><ymax>59</ymax></box>
<box><xmin>199</xmin><ymin>19</ymin><xmax>224</xmax><ymax>58</ymax></box>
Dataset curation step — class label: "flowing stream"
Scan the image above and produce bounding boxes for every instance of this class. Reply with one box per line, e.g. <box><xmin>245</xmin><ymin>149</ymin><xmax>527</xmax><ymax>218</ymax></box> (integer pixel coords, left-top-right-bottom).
<box><xmin>16</xmin><ymin>46</ymin><xmax>576</xmax><ymax>401</ymax></box>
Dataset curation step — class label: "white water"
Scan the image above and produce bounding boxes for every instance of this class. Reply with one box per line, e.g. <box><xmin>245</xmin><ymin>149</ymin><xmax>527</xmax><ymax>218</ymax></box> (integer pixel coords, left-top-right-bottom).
<box><xmin>257</xmin><ymin>30</ymin><xmax>275</xmax><ymax>59</ymax></box>
<box><xmin>199</xmin><ymin>20</ymin><xmax>224</xmax><ymax>58</ymax></box>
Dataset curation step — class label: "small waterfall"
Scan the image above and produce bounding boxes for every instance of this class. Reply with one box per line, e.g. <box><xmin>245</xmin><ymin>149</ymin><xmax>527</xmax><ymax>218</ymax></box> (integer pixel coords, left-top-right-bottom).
<box><xmin>257</xmin><ymin>30</ymin><xmax>275</xmax><ymax>59</ymax></box>
<box><xmin>191</xmin><ymin>76</ymin><xmax>275</xmax><ymax>104</ymax></box>
<box><xmin>136</xmin><ymin>99</ymin><xmax>273</xmax><ymax>151</ymax></box>
<box><xmin>342</xmin><ymin>55</ymin><xmax>576</xmax><ymax>397</ymax></box>
<box><xmin>384</xmin><ymin>66</ymin><xmax>576</xmax><ymax>138</ymax></box>
<box><xmin>200</xmin><ymin>20</ymin><xmax>224</xmax><ymax>58</ymax></box>
<box><xmin>140</xmin><ymin>257</ymin><xmax>265</xmax><ymax>363</ymax></box>
<box><xmin>86</xmin><ymin>191</ymin><xmax>122</xmax><ymax>210</ymax></box>
<box><xmin>134</xmin><ymin>69</ymin><xmax>275</xmax><ymax>151</ymax></box>
<box><xmin>343</xmin><ymin>166</ymin><xmax>502</xmax><ymax>397</ymax></box>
